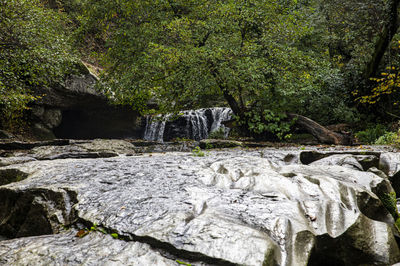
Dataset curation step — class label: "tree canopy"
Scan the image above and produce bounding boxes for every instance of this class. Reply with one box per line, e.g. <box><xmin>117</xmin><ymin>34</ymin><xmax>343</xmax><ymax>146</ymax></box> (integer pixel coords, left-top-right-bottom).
<box><xmin>0</xmin><ymin>0</ymin><xmax>79</xmax><ymax>128</ymax></box>
<box><xmin>1</xmin><ymin>0</ymin><xmax>400</xmax><ymax>139</ymax></box>
<box><xmin>79</xmin><ymin>0</ymin><xmax>362</xmax><ymax>137</ymax></box>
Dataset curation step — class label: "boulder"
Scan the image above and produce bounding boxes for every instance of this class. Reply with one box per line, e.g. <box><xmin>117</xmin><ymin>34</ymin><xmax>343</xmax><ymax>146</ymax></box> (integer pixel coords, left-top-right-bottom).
<box><xmin>0</xmin><ymin>147</ymin><xmax>399</xmax><ymax>265</ymax></box>
<box><xmin>309</xmin><ymin>154</ymin><xmax>364</xmax><ymax>170</ymax></box>
<box><xmin>380</xmin><ymin>152</ymin><xmax>400</xmax><ymax>177</ymax></box>
<box><xmin>300</xmin><ymin>150</ymin><xmax>381</xmax><ymax>165</ymax></box>
<box><xmin>380</xmin><ymin>152</ymin><xmax>400</xmax><ymax>194</ymax></box>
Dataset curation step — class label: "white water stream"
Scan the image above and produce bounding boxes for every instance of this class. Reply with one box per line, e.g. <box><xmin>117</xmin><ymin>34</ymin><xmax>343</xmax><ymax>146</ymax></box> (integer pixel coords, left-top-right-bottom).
<box><xmin>143</xmin><ymin>107</ymin><xmax>232</xmax><ymax>142</ymax></box>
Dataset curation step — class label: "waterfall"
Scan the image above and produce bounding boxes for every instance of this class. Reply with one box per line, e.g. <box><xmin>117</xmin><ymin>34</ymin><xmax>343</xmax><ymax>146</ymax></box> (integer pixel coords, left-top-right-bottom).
<box><xmin>143</xmin><ymin>107</ymin><xmax>232</xmax><ymax>142</ymax></box>
<box><xmin>210</xmin><ymin>107</ymin><xmax>233</xmax><ymax>138</ymax></box>
<box><xmin>143</xmin><ymin>114</ymin><xmax>170</xmax><ymax>142</ymax></box>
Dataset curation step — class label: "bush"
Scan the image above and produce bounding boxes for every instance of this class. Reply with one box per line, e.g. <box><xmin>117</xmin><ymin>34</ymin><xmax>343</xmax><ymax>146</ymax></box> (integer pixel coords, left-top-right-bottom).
<box><xmin>375</xmin><ymin>130</ymin><xmax>400</xmax><ymax>146</ymax></box>
<box><xmin>355</xmin><ymin>124</ymin><xmax>387</xmax><ymax>144</ymax></box>
<box><xmin>0</xmin><ymin>0</ymin><xmax>79</xmax><ymax>130</ymax></box>
<box><xmin>208</xmin><ymin>128</ymin><xmax>227</xmax><ymax>139</ymax></box>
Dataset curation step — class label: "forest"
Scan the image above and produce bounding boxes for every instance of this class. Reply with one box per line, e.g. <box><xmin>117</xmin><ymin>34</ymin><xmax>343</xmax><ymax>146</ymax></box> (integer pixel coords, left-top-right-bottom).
<box><xmin>3</xmin><ymin>2</ymin><xmax>400</xmax><ymax>265</ymax></box>
<box><xmin>1</xmin><ymin>0</ymin><xmax>400</xmax><ymax>144</ymax></box>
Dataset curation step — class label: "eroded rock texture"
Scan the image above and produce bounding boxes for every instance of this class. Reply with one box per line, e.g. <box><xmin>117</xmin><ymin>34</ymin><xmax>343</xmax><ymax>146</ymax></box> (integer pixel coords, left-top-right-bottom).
<box><xmin>0</xmin><ymin>144</ymin><xmax>399</xmax><ymax>265</ymax></box>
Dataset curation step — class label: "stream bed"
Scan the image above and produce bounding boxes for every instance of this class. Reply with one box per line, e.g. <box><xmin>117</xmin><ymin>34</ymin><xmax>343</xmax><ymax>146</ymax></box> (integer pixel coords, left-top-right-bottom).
<box><xmin>0</xmin><ymin>139</ymin><xmax>400</xmax><ymax>265</ymax></box>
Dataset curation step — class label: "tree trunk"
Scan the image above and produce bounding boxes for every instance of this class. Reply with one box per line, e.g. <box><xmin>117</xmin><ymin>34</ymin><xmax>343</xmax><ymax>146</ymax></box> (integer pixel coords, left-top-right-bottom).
<box><xmin>288</xmin><ymin>113</ymin><xmax>352</xmax><ymax>145</ymax></box>
<box><xmin>364</xmin><ymin>0</ymin><xmax>400</xmax><ymax>80</ymax></box>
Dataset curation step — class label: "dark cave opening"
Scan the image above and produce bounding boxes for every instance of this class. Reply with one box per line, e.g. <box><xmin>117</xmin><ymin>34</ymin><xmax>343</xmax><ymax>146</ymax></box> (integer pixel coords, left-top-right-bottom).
<box><xmin>54</xmin><ymin>109</ymin><xmax>143</xmax><ymax>139</ymax></box>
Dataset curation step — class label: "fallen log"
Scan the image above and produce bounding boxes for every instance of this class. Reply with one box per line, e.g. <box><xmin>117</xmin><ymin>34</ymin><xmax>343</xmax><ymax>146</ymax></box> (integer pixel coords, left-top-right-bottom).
<box><xmin>222</xmin><ymin>113</ymin><xmax>353</xmax><ymax>145</ymax></box>
<box><xmin>288</xmin><ymin>113</ymin><xmax>353</xmax><ymax>145</ymax></box>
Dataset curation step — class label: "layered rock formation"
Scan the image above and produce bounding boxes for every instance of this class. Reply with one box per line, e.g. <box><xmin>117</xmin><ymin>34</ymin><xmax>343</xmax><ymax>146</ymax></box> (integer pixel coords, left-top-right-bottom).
<box><xmin>29</xmin><ymin>66</ymin><xmax>142</xmax><ymax>140</ymax></box>
<box><xmin>0</xmin><ymin>142</ymin><xmax>399</xmax><ymax>265</ymax></box>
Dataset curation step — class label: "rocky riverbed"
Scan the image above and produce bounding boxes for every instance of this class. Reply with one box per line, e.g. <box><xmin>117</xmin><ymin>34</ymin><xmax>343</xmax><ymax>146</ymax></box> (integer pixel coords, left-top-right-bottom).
<box><xmin>0</xmin><ymin>139</ymin><xmax>400</xmax><ymax>265</ymax></box>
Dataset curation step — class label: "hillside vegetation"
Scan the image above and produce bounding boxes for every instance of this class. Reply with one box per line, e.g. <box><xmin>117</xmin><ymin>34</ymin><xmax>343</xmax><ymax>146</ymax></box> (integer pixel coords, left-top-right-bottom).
<box><xmin>1</xmin><ymin>0</ymin><xmax>400</xmax><ymax>143</ymax></box>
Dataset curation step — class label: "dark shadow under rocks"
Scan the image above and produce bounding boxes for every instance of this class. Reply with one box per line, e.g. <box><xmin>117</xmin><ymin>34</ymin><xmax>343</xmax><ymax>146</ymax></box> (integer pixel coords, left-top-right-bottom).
<box><xmin>0</xmin><ymin>188</ymin><xmax>78</xmax><ymax>239</ymax></box>
<box><xmin>0</xmin><ymin>169</ymin><xmax>29</xmax><ymax>186</ymax></box>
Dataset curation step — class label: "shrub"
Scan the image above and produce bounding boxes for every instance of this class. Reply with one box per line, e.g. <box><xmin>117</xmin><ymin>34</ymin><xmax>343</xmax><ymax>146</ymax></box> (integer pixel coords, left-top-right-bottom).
<box><xmin>208</xmin><ymin>128</ymin><xmax>227</xmax><ymax>139</ymax></box>
<box><xmin>0</xmin><ymin>0</ymin><xmax>79</xmax><ymax>130</ymax></box>
<box><xmin>355</xmin><ymin>124</ymin><xmax>387</xmax><ymax>144</ymax></box>
<box><xmin>375</xmin><ymin>130</ymin><xmax>400</xmax><ymax>146</ymax></box>
<box><xmin>192</xmin><ymin>146</ymin><xmax>205</xmax><ymax>157</ymax></box>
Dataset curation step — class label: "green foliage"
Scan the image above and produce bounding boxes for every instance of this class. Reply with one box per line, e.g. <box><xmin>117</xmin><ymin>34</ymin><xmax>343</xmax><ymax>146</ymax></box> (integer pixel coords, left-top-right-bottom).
<box><xmin>375</xmin><ymin>129</ymin><xmax>400</xmax><ymax>146</ymax></box>
<box><xmin>378</xmin><ymin>191</ymin><xmax>400</xmax><ymax>231</ymax></box>
<box><xmin>110</xmin><ymin>233</ymin><xmax>119</xmax><ymax>239</ymax></box>
<box><xmin>205</xmin><ymin>142</ymin><xmax>214</xmax><ymax>150</ymax></box>
<box><xmin>173</xmin><ymin>137</ymin><xmax>193</xmax><ymax>142</ymax></box>
<box><xmin>192</xmin><ymin>146</ymin><xmax>205</xmax><ymax>157</ymax></box>
<box><xmin>76</xmin><ymin>222</ymin><xmax>121</xmax><ymax>239</ymax></box>
<box><xmin>355</xmin><ymin>124</ymin><xmax>387</xmax><ymax>144</ymax></box>
<box><xmin>78</xmin><ymin>0</ymin><xmax>346</xmax><ymax>132</ymax></box>
<box><xmin>3</xmin><ymin>0</ymin><xmax>389</xmax><ymax>138</ymax></box>
<box><xmin>89</xmin><ymin>223</ymin><xmax>107</xmax><ymax>234</ymax></box>
<box><xmin>176</xmin><ymin>260</ymin><xmax>192</xmax><ymax>266</ymax></box>
<box><xmin>71</xmin><ymin>0</ymin><xmax>399</xmax><ymax>137</ymax></box>
<box><xmin>208</xmin><ymin>128</ymin><xmax>226</xmax><ymax>140</ymax></box>
<box><xmin>0</xmin><ymin>0</ymin><xmax>79</xmax><ymax>130</ymax></box>
<box><xmin>238</xmin><ymin>109</ymin><xmax>292</xmax><ymax>140</ymax></box>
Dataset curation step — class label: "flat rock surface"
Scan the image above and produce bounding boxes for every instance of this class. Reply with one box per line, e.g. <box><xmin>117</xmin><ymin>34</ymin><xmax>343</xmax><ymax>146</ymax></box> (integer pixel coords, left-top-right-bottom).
<box><xmin>0</xmin><ymin>143</ymin><xmax>399</xmax><ymax>265</ymax></box>
<box><xmin>0</xmin><ymin>231</ymin><xmax>183</xmax><ymax>266</ymax></box>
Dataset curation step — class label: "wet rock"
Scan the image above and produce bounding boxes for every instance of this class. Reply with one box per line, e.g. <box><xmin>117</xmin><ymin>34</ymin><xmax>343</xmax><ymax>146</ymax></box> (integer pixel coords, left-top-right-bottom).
<box><xmin>368</xmin><ymin>167</ymin><xmax>389</xmax><ymax>179</ymax></box>
<box><xmin>0</xmin><ymin>157</ymin><xmax>37</xmax><ymax>167</ymax></box>
<box><xmin>0</xmin><ymin>139</ymin><xmax>70</xmax><ymax>151</ymax></box>
<box><xmin>309</xmin><ymin>154</ymin><xmax>364</xmax><ymax>170</ymax></box>
<box><xmin>355</xmin><ymin>155</ymin><xmax>380</xmax><ymax>170</ymax></box>
<box><xmin>308</xmin><ymin>154</ymin><xmax>378</xmax><ymax>171</ymax></box>
<box><xmin>31</xmin><ymin>107</ymin><xmax>62</xmax><ymax>130</ymax></box>
<box><xmin>0</xmin><ymin>150</ymin><xmax>398</xmax><ymax>265</ymax></box>
<box><xmin>129</xmin><ymin>140</ymin><xmax>198</xmax><ymax>153</ymax></box>
<box><xmin>0</xmin><ymin>231</ymin><xmax>181</xmax><ymax>266</ymax></box>
<box><xmin>308</xmin><ymin>215</ymin><xmax>399</xmax><ymax>265</ymax></box>
<box><xmin>259</xmin><ymin>150</ymin><xmax>301</xmax><ymax>167</ymax></box>
<box><xmin>199</xmin><ymin>139</ymin><xmax>242</xmax><ymax>149</ymax></box>
<box><xmin>380</xmin><ymin>152</ymin><xmax>400</xmax><ymax>195</ymax></box>
<box><xmin>0</xmin><ymin>168</ymin><xmax>29</xmax><ymax>186</ymax></box>
<box><xmin>26</xmin><ymin>139</ymin><xmax>135</xmax><ymax>160</ymax></box>
<box><xmin>380</xmin><ymin>152</ymin><xmax>400</xmax><ymax>177</ymax></box>
<box><xmin>300</xmin><ymin>150</ymin><xmax>381</xmax><ymax>165</ymax></box>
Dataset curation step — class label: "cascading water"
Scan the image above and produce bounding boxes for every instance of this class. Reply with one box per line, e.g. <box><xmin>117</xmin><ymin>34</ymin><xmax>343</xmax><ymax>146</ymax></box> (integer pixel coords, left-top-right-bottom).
<box><xmin>143</xmin><ymin>114</ymin><xmax>171</xmax><ymax>142</ymax></box>
<box><xmin>143</xmin><ymin>107</ymin><xmax>232</xmax><ymax>142</ymax></box>
<box><xmin>210</xmin><ymin>107</ymin><xmax>233</xmax><ymax>138</ymax></box>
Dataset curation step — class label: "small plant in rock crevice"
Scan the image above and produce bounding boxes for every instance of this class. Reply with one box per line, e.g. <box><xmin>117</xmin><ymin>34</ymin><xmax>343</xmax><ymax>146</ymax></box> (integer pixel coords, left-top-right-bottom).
<box><xmin>176</xmin><ymin>260</ymin><xmax>192</xmax><ymax>266</ymax></box>
<box><xmin>75</xmin><ymin>223</ymin><xmax>120</xmax><ymax>239</ymax></box>
<box><xmin>192</xmin><ymin>146</ymin><xmax>205</xmax><ymax>157</ymax></box>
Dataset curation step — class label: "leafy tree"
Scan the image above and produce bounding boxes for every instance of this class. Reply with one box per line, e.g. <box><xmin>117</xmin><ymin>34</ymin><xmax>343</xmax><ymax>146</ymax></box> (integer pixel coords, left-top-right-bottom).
<box><xmin>0</xmin><ymin>0</ymin><xmax>79</xmax><ymax>130</ymax></box>
<box><xmin>321</xmin><ymin>0</ymin><xmax>400</xmax><ymax>120</ymax></box>
<box><xmin>80</xmin><ymin>0</ymin><xmax>344</xmax><ymax>138</ymax></box>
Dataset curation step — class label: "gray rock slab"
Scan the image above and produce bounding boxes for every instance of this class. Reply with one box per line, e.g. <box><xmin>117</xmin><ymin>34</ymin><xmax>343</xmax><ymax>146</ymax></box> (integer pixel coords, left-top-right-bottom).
<box><xmin>309</xmin><ymin>154</ymin><xmax>364</xmax><ymax>170</ymax></box>
<box><xmin>0</xmin><ymin>150</ymin><xmax>399</xmax><ymax>265</ymax></box>
<box><xmin>0</xmin><ymin>156</ymin><xmax>37</xmax><ymax>167</ymax></box>
<box><xmin>26</xmin><ymin>139</ymin><xmax>136</xmax><ymax>159</ymax></box>
<box><xmin>0</xmin><ymin>230</ymin><xmax>179</xmax><ymax>266</ymax></box>
<box><xmin>380</xmin><ymin>152</ymin><xmax>400</xmax><ymax>177</ymax></box>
